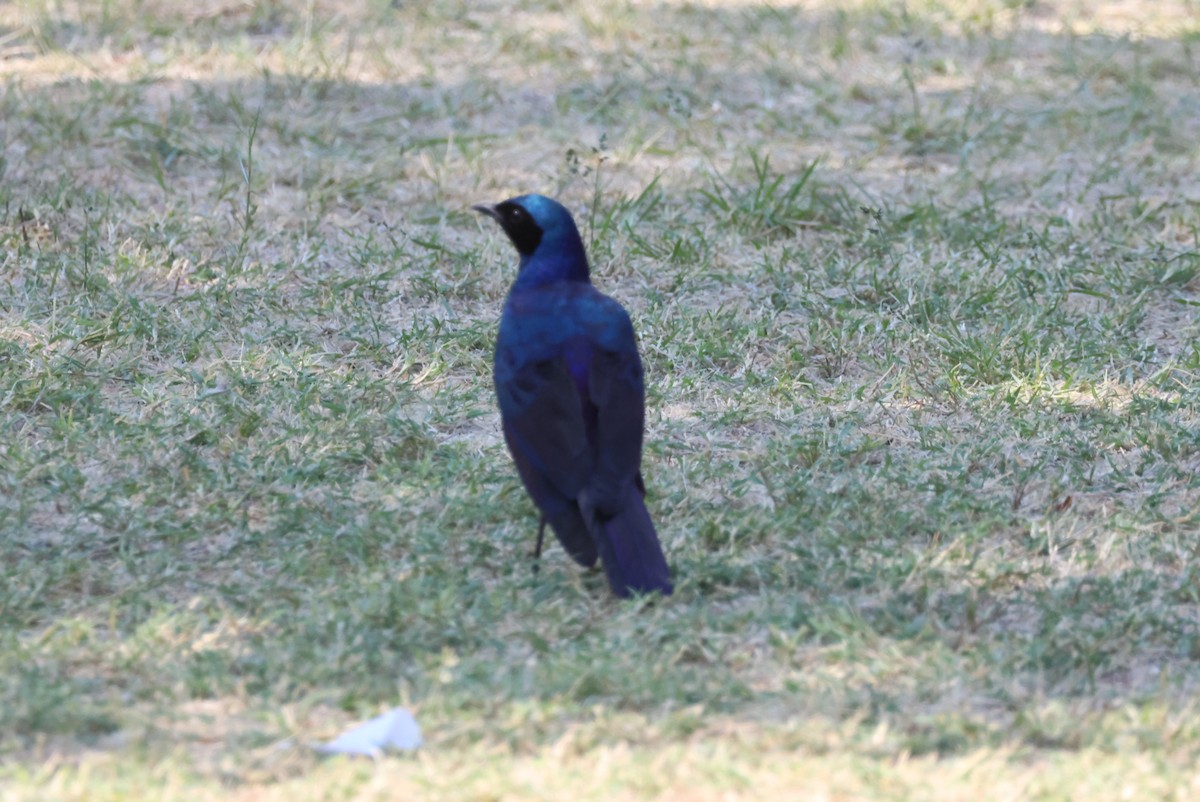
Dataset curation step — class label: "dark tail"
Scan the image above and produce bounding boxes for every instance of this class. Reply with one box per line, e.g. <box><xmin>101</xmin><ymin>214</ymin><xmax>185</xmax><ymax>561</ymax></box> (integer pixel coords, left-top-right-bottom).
<box><xmin>583</xmin><ymin>483</ymin><xmax>673</xmax><ymax>598</ymax></box>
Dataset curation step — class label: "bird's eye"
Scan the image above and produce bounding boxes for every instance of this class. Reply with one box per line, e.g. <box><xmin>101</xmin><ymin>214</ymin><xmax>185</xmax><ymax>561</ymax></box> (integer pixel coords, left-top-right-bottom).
<box><xmin>493</xmin><ymin>201</ymin><xmax>543</xmax><ymax>255</ymax></box>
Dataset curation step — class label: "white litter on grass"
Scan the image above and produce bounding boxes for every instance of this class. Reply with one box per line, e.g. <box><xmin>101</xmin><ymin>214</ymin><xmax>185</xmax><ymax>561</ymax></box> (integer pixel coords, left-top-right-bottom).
<box><xmin>315</xmin><ymin>707</ymin><xmax>423</xmax><ymax>757</ymax></box>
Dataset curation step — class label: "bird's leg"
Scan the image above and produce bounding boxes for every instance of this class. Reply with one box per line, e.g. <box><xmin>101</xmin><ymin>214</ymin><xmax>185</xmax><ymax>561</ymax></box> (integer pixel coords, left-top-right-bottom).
<box><xmin>532</xmin><ymin>515</ymin><xmax>547</xmax><ymax>573</ymax></box>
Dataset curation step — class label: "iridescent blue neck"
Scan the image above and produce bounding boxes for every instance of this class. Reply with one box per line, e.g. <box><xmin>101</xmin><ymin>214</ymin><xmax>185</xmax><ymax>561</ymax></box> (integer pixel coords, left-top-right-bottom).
<box><xmin>513</xmin><ymin>225</ymin><xmax>591</xmax><ymax>290</ymax></box>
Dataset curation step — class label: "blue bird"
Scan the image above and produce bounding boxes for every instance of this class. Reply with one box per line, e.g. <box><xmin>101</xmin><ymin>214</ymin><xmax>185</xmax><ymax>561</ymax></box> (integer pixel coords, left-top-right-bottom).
<box><xmin>473</xmin><ymin>194</ymin><xmax>673</xmax><ymax>598</ymax></box>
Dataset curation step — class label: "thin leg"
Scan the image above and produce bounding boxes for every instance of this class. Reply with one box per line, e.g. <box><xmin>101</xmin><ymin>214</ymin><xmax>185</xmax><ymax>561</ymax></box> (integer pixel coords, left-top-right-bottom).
<box><xmin>533</xmin><ymin>515</ymin><xmax>547</xmax><ymax>574</ymax></box>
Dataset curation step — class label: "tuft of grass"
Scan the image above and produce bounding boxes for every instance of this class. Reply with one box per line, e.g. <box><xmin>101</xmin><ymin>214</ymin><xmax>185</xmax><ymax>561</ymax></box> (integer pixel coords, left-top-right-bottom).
<box><xmin>699</xmin><ymin>152</ymin><xmax>855</xmax><ymax>239</ymax></box>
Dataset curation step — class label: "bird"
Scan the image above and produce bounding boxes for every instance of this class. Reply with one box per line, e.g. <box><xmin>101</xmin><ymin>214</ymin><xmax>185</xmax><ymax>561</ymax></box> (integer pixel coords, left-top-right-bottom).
<box><xmin>473</xmin><ymin>193</ymin><xmax>673</xmax><ymax>598</ymax></box>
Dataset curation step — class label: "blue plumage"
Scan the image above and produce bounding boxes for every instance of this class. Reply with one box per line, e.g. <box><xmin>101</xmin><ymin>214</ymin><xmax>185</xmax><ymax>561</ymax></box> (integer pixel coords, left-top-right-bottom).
<box><xmin>473</xmin><ymin>194</ymin><xmax>673</xmax><ymax>598</ymax></box>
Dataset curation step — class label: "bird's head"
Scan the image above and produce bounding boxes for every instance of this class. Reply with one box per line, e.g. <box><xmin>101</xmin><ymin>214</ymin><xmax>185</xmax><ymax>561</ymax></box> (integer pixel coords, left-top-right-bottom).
<box><xmin>473</xmin><ymin>194</ymin><xmax>590</xmax><ymax>286</ymax></box>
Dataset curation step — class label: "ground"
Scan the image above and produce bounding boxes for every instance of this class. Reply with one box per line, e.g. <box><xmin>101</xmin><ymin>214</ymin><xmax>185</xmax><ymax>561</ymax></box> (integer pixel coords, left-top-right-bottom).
<box><xmin>1</xmin><ymin>0</ymin><xmax>1199</xmax><ymax>799</ymax></box>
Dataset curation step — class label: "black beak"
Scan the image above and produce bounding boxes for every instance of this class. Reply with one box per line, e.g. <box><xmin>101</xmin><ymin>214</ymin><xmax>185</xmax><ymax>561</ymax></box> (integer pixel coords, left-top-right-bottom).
<box><xmin>471</xmin><ymin>203</ymin><xmax>501</xmax><ymax>222</ymax></box>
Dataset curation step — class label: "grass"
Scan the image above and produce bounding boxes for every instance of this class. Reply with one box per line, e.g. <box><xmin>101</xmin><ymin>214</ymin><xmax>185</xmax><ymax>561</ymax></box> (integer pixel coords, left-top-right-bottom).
<box><xmin>2</xmin><ymin>0</ymin><xmax>1199</xmax><ymax>798</ymax></box>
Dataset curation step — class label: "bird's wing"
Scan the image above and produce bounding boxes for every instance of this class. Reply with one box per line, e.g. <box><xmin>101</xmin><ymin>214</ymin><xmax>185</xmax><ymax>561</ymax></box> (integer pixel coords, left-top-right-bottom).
<box><xmin>496</xmin><ymin>352</ymin><xmax>593</xmax><ymax>500</ymax></box>
<box><xmin>577</xmin><ymin>299</ymin><xmax>673</xmax><ymax>596</ymax></box>
<box><xmin>500</xmin><ymin>417</ymin><xmax>598</xmax><ymax>567</ymax></box>
<box><xmin>582</xmin><ymin>305</ymin><xmax>646</xmax><ymax>518</ymax></box>
<box><xmin>498</xmin><ymin>350</ymin><xmax>600</xmax><ymax>565</ymax></box>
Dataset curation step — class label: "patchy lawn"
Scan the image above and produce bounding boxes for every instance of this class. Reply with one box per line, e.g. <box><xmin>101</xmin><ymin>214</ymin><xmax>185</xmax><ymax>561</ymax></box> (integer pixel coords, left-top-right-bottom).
<box><xmin>2</xmin><ymin>0</ymin><xmax>1199</xmax><ymax>798</ymax></box>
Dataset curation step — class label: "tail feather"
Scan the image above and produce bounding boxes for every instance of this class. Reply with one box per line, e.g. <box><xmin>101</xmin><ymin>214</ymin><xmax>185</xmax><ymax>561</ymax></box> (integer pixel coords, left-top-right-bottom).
<box><xmin>583</xmin><ymin>484</ymin><xmax>673</xmax><ymax>598</ymax></box>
